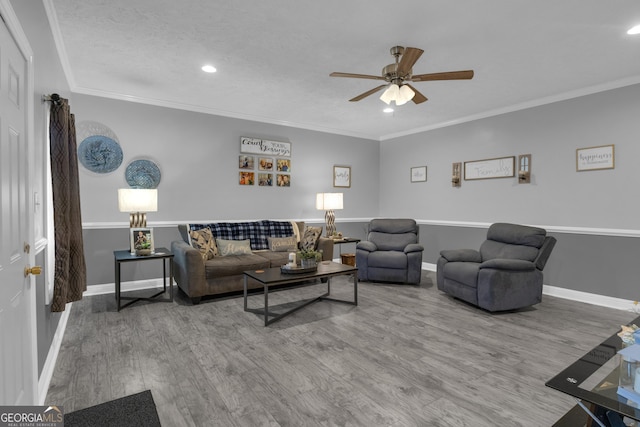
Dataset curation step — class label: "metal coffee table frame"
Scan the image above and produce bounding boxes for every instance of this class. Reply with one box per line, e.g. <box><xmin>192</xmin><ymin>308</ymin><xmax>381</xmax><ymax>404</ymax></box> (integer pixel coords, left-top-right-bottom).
<box><xmin>243</xmin><ymin>261</ymin><xmax>357</xmax><ymax>326</ymax></box>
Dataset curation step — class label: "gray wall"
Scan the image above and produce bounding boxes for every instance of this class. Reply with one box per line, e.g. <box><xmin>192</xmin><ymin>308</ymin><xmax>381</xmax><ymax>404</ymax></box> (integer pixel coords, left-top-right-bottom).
<box><xmin>381</xmin><ymin>85</ymin><xmax>640</xmax><ymax>299</ymax></box>
<box><xmin>10</xmin><ymin>0</ymin><xmax>70</xmax><ymax>376</ymax></box>
<box><xmin>379</xmin><ymin>85</ymin><xmax>640</xmax><ymax>228</ymax></box>
<box><xmin>73</xmin><ymin>94</ymin><xmax>380</xmax><ymax>223</ymax></box>
<box><xmin>71</xmin><ymin>94</ymin><xmax>380</xmax><ymax>286</ymax></box>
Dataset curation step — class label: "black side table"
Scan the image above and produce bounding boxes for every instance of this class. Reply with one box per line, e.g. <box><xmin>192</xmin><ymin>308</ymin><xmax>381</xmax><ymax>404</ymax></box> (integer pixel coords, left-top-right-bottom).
<box><xmin>332</xmin><ymin>237</ymin><xmax>361</xmax><ymax>257</ymax></box>
<box><xmin>332</xmin><ymin>237</ymin><xmax>361</xmax><ymax>265</ymax></box>
<box><xmin>113</xmin><ymin>247</ymin><xmax>174</xmax><ymax>311</ymax></box>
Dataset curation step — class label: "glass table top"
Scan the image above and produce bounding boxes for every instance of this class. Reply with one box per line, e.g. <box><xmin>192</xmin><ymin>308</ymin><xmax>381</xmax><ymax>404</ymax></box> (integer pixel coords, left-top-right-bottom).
<box><xmin>546</xmin><ymin>315</ymin><xmax>640</xmax><ymax>421</ymax></box>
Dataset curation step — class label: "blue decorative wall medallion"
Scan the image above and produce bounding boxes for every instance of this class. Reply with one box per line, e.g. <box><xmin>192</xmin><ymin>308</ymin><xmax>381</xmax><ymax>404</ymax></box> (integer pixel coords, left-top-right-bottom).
<box><xmin>76</xmin><ymin>121</ymin><xmax>122</xmax><ymax>174</ymax></box>
<box><xmin>77</xmin><ymin>135</ymin><xmax>123</xmax><ymax>173</ymax></box>
<box><xmin>125</xmin><ymin>159</ymin><xmax>161</xmax><ymax>189</ymax></box>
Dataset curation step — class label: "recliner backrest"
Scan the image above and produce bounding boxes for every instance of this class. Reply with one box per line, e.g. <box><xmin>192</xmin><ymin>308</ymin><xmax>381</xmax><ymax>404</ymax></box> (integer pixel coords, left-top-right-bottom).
<box><xmin>479</xmin><ymin>223</ymin><xmax>546</xmax><ymax>262</ymax></box>
<box><xmin>367</xmin><ymin>218</ymin><xmax>418</xmax><ymax>251</ymax></box>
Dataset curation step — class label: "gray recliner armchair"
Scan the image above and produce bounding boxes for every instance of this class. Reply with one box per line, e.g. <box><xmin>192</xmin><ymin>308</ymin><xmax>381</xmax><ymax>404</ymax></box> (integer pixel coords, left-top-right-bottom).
<box><xmin>356</xmin><ymin>219</ymin><xmax>424</xmax><ymax>285</ymax></box>
<box><xmin>437</xmin><ymin>223</ymin><xmax>556</xmax><ymax>312</ymax></box>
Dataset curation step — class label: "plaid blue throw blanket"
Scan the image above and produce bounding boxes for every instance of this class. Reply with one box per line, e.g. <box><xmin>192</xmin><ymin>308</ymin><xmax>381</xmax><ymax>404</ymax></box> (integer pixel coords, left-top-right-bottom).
<box><xmin>189</xmin><ymin>220</ymin><xmax>294</xmax><ymax>250</ymax></box>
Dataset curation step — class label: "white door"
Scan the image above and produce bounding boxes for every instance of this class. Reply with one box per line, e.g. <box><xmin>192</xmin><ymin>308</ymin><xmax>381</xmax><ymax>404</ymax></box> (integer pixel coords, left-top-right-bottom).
<box><xmin>0</xmin><ymin>11</ymin><xmax>36</xmax><ymax>405</ymax></box>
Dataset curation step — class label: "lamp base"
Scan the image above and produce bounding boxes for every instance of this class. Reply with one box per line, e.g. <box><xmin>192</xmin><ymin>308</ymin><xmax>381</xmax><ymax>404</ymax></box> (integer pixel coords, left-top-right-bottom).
<box><xmin>325</xmin><ymin>210</ymin><xmax>336</xmax><ymax>238</ymax></box>
<box><xmin>129</xmin><ymin>212</ymin><xmax>147</xmax><ymax>228</ymax></box>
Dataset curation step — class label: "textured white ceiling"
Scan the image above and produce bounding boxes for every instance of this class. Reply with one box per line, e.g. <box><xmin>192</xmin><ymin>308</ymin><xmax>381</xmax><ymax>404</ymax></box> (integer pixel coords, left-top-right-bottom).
<box><xmin>49</xmin><ymin>0</ymin><xmax>640</xmax><ymax>140</ymax></box>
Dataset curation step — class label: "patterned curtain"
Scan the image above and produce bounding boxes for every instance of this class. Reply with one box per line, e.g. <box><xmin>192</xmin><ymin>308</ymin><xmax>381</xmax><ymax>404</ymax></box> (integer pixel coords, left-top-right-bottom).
<box><xmin>49</xmin><ymin>96</ymin><xmax>86</xmax><ymax>312</ymax></box>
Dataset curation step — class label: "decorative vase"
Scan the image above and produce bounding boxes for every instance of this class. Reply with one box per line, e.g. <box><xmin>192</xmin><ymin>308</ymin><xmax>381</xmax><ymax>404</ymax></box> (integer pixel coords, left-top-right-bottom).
<box><xmin>136</xmin><ymin>249</ymin><xmax>152</xmax><ymax>256</ymax></box>
<box><xmin>301</xmin><ymin>258</ymin><xmax>317</xmax><ymax>269</ymax></box>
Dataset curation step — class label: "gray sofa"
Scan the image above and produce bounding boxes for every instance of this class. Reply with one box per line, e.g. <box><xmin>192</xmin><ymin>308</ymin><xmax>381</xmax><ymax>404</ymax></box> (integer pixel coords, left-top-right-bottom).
<box><xmin>436</xmin><ymin>222</ymin><xmax>557</xmax><ymax>312</ymax></box>
<box><xmin>356</xmin><ymin>218</ymin><xmax>424</xmax><ymax>285</ymax></box>
<box><xmin>171</xmin><ymin>221</ymin><xmax>333</xmax><ymax>304</ymax></box>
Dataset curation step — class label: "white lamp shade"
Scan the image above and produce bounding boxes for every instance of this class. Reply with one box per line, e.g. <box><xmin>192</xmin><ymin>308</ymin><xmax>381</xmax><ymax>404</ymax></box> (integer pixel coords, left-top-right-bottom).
<box><xmin>118</xmin><ymin>188</ymin><xmax>158</xmax><ymax>212</ymax></box>
<box><xmin>380</xmin><ymin>83</ymin><xmax>415</xmax><ymax>105</ymax></box>
<box><xmin>379</xmin><ymin>84</ymin><xmax>400</xmax><ymax>105</ymax></box>
<box><xmin>396</xmin><ymin>84</ymin><xmax>415</xmax><ymax>105</ymax></box>
<box><xmin>316</xmin><ymin>192</ymin><xmax>343</xmax><ymax>210</ymax></box>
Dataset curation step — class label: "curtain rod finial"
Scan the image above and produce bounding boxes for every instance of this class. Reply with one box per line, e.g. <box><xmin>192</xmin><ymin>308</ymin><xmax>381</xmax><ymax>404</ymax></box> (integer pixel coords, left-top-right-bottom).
<box><xmin>42</xmin><ymin>93</ymin><xmax>62</xmax><ymax>104</ymax></box>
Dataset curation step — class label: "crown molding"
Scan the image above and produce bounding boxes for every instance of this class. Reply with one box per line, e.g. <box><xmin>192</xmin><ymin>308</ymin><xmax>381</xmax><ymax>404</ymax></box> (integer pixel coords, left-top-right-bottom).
<box><xmin>380</xmin><ymin>75</ymin><xmax>640</xmax><ymax>141</ymax></box>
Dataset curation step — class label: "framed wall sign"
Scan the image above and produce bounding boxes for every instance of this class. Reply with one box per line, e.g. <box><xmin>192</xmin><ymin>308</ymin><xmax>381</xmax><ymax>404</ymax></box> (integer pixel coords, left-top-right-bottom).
<box><xmin>576</xmin><ymin>144</ymin><xmax>615</xmax><ymax>171</ymax></box>
<box><xmin>410</xmin><ymin>166</ymin><xmax>427</xmax><ymax>182</ymax></box>
<box><xmin>240</xmin><ymin>137</ymin><xmax>291</xmax><ymax>157</ymax></box>
<box><xmin>333</xmin><ymin>165</ymin><xmax>351</xmax><ymax>188</ymax></box>
<box><xmin>464</xmin><ymin>156</ymin><xmax>515</xmax><ymax>180</ymax></box>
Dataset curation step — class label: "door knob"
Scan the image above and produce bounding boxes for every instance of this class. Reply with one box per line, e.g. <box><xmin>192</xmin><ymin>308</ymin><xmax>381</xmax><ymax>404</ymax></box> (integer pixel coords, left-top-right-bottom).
<box><xmin>24</xmin><ymin>265</ymin><xmax>42</xmax><ymax>277</ymax></box>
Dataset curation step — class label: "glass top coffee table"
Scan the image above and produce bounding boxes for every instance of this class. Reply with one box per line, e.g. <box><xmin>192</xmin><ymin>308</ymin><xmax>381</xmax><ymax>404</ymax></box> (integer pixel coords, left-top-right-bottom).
<box><xmin>546</xmin><ymin>315</ymin><xmax>640</xmax><ymax>425</ymax></box>
<box><xmin>243</xmin><ymin>261</ymin><xmax>357</xmax><ymax>326</ymax></box>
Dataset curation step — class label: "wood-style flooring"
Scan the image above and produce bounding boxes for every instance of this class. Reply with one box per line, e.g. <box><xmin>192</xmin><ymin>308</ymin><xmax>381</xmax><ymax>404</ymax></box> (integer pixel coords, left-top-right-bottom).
<box><xmin>46</xmin><ymin>271</ymin><xmax>635</xmax><ymax>426</ymax></box>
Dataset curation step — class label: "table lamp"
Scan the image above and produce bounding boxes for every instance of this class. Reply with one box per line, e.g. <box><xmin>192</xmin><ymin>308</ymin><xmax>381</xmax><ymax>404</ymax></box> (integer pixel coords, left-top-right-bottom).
<box><xmin>316</xmin><ymin>192</ymin><xmax>343</xmax><ymax>237</ymax></box>
<box><xmin>118</xmin><ymin>188</ymin><xmax>158</xmax><ymax>228</ymax></box>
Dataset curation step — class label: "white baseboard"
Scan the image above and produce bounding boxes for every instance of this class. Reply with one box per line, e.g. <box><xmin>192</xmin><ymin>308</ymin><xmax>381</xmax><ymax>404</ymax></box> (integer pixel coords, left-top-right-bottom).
<box><xmin>38</xmin><ymin>303</ymin><xmax>72</xmax><ymax>405</ymax></box>
<box><xmin>83</xmin><ymin>278</ymin><xmax>167</xmax><ymax>297</ymax></box>
<box><xmin>542</xmin><ymin>285</ymin><xmax>636</xmax><ymax>312</ymax></box>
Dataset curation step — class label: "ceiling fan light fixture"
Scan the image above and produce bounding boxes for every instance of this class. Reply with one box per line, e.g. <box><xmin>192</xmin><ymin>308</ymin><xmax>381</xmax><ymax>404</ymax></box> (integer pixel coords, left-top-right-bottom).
<box><xmin>628</xmin><ymin>24</ymin><xmax>640</xmax><ymax>35</ymax></box>
<box><xmin>397</xmin><ymin>84</ymin><xmax>415</xmax><ymax>105</ymax></box>
<box><xmin>380</xmin><ymin>84</ymin><xmax>400</xmax><ymax>104</ymax></box>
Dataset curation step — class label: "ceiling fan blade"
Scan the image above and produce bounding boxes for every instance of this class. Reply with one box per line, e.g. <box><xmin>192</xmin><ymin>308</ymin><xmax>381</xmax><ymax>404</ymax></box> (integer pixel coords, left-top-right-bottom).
<box><xmin>330</xmin><ymin>72</ymin><xmax>385</xmax><ymax>81</ymax></box>
<box><xmin>405</xmin><ymin>84</ymin><xmax>428</xmax><ymax>104</ymax></box>
<box><xmin>411</xmin><ymin>70</ymin><xmax>474</xmax><ymax>82</ymax></box>
<box><xmin>349</xmin><ymin>84</ymin><xmax>388</xmax><ymax>102</ymax></box>
<box><xmin>397</xmin><ymin>47</ymin><xmax>424</xmax><ymax>77</ymax></box>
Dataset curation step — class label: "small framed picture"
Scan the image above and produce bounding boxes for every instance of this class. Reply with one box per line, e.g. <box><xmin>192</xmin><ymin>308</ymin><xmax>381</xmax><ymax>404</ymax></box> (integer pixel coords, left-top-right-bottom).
<box><xmin>276</xmin><ymin>159</ymin><xmax>291</xmax><ymax>172</ymax></box>
<box><xmin>239</xmin><ymin>171</ymin><xmax>254</xmax><ymax>185</ymax></box>
<box><xmin>410</xmin><ymin>166</ymin><xmax>427</xmax><ymax>182</ymax></box>
<box><xmin>258</xmin><ymin>173</ymin><xmax>273</xmax><ymax>186</ymax></box>
<box><xmin>333</xmin><ymin>165</ymin><xmax>351</xmax><ymax>188</ymax></box>
<box><xmin>239</xmin><ymin>155</ymin><xmax>254</xmax><ymax>169</ymax></box>
<box><xmin>130</xmin><ymin>228</ymin><xmax>154</xmax><ymax>254</ymax></box>
<box><xmin>276</xmin><ymin>174</ymin><xmax>290</xmax><ymax>187</ymax></box>
<box><xmin>258</xmin><ymin>157</ymin><xmax>273</xmax><ymax>171</ymax></box>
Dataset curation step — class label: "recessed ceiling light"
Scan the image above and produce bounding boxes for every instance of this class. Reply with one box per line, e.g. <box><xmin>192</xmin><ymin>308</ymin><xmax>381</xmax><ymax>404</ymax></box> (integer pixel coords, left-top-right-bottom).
<box><xmin>383</xmin><ymin>107</ymin><xmax>394</xmax><ymax>113</ymax></box>
<box><xmin>201</xmin><ymin>65</ymin><xmax>217</xmax><ymax>73</ymax></box>
<box><xmin>627</xmin><ymin>24</ymin><xmax>640</xmax><ymax>35</ymax></box>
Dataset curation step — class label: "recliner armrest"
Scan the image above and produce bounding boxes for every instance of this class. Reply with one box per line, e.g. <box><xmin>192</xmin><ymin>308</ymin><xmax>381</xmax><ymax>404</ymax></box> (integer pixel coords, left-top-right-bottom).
<box><xmin>480</xmin><ymin>258</ymin><xmax>536</xmax><ymax>271</ymax></box>
<box><xmin>356</xmin><ymin>241</ymin><xmax>377</xmax><ymax>252</ymax></box>
<box><xmin>404</xmin><ymin>243</ymin><xmax>424</xmax><ymax>253</ymax></box>
<box><xmin>439</xmin><ymin>249</ymin><xmax>481</xmax><ymax>263</ymax></box>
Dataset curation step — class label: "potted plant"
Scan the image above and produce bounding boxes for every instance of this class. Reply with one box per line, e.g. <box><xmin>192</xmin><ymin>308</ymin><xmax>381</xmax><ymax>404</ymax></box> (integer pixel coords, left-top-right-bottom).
<box><xmin>299</xmin><ymin>249</ymin><xmax>320</xmax><ymax>268</ymax></box>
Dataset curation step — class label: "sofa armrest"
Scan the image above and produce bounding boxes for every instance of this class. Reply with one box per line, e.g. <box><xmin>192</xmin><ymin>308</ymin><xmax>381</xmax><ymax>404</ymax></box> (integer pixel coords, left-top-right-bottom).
<box><xmin>171</xmin><ymin>240</ymin><xmax>207</xmax><ymax>298</ymax></box>
<box><xmin>356</xmin><ymin>241</ymin><xmax>377</xmax><ymax>252</ymax></box>
<box><xmin>439</xmin><ymin>249</ymin><xmax>481</xmax><ymax>263</ymax></box>
<box><xmin>480</xmin><ymin>258</ymin><xmax>536</xmax><ymax>272</ymax></box>
<box><xmin>404</xmin><ymin>243</ymin><xmax>424</xmax><ymax>254</ymax></box>
<box><xmin>317</xmin><ymin>237</ymin><xmax>334</xmax><ymax>261</ymax></box>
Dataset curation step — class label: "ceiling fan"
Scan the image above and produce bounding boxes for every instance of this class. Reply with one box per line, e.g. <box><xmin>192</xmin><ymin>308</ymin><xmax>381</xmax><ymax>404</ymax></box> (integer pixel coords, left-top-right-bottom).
<box><xmin>330</xmin><ymin>46</ymin><xmax>474</xmax><ymax>105</ymax></box>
